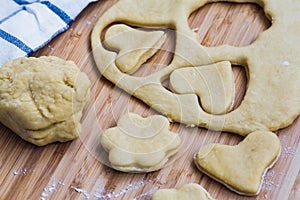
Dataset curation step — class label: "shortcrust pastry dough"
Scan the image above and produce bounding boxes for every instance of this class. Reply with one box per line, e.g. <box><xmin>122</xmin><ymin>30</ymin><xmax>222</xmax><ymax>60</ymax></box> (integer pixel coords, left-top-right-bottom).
<box><xmin>152</xmin><ymin>183</ymin><xmax>215</xmax><ymax>200</ymax></box>
<box><xmin>100</xmin><ymin>112</ymin><xmax>181</xmax><ymax>172</ymax></box>
<box><xmin>194</xmin><ymin>131</ymin><xmax>281</xmax><ymax>195</ymax></box>
<box><xmin>104</xmin><ymin>24</ymin><xmax>166</xmax><ymax>73</ymax></box>
<box><xmin>0</xmin><ymin>56</ymin><xmax>91</xmax><ymax>146</ymax></box>
<box><xmin>170</xmin><ymin>61</ymin><xmax>235</xmax><ymax>115</ymax></box>
<box><xmin>92</xmin><ymin>0</ymin><xmax>300</xmax><ymax>136</ymax></box>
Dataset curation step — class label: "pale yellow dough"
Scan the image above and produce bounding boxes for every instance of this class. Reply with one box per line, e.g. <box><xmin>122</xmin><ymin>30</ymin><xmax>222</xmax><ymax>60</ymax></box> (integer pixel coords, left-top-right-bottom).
<box><xmin>0</xmin><ymin>56</ymin><xmax>91</xmax><ymax>146</ymax></box>
<box><xmin>152</xmin><ymin>183</ymin><xmax>215</xmax><ymax>200</ymax></box>
<box><xmin>104</xmin><ymin>24</ymin><xmax>166</xmax><ymax>74</ymax></box>
<box><xmin>194</xmin><ymin>131</ymin><xmax>281</xmax><ymax>195</ymax></box>
<box><xmin>100</xmin><ymin>112</ymin><xmax>181</xmax><ymax>172</ymax></box>
<box><xmin>92</xmin><ymin>0</ymin><xmax>300</xmax><ymax>136</ymax></box>
<box><xmin>170</xmin><ymin>61</ymin><xmax>235</xmax><ymax>115</ymax></box>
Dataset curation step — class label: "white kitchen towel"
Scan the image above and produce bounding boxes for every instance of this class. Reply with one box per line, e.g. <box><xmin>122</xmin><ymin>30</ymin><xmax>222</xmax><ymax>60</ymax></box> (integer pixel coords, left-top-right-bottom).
<box><xmin>0</xmin><ymin>0</ymin><xmax>98</xmax><ymax>66</ymax></box>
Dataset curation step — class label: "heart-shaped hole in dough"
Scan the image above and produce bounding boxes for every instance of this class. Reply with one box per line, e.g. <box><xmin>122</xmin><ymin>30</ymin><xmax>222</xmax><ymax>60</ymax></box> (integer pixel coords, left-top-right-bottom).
<box><xmin>163</xmin><ymin>62</ymin><xmax>248</xmax><ymax>115</ymax></box>
<box><xmin>189</xmin><ymin>2</ymin><xmax>271</xmax><ymax>47</ymax></box>
<box><xmin>231</xmin><ymin>65</ymin><xmax>247</xmax><ymax>110</ymax></box>
<box><xmin>169</xmin><ymin>61</ymin><xmax>235</xmax><ymax>115</ymax></box>
<box><xmin>131</xmin><ymin>28</ymin><xmax>176</xmax><ymax>77</ymax></box>
<box><xmin>103</xmin><ymin>24</ymin><xmax>175</xmax><ymax>76</ymax></box>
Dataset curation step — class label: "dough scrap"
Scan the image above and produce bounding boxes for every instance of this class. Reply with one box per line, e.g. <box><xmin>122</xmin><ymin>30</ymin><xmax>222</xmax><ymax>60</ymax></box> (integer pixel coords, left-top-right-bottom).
<box><xmin>152</xmin><ymin>183</ymin><xmax>215</xmax><ymax>200</ymax></box>
<box><xmin>100</xmin><ymin>112</ymin><xmax>181</xmax><ymax>172</ymax></box>
<box><xmin>91</xmin><ymin>0</ymin><xmax>300</xmax><ymax>136</ymax></box>
<box><xmin>104</xmin><ymin>24</ymin><xmax>166</xmax><ymax>74</ymax></box>
<box><xmin>194</xmin><ymin>131</ymin><xmax>281</xmax><ymax>195</ymax></box>
<box><xmin>170</xmin><ymin>61</ymin><xmax>235</xmax><ymax>115</ymax></box>
<box><xmin>0</xmin><ymin>56</ymin><xmax>91</xmax><ymax>146</ymax></box>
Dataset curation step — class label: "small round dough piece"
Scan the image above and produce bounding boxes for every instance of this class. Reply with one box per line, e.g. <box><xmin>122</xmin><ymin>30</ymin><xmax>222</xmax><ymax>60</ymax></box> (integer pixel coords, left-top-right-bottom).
<box><xmin>152</xmin><ymin>183</ymin><xmax>214</xmax><ymax>200</ymax></box>
<box><xmin>0</xmin><ymin>56</ymin><xmax>91</xmax><ymax>146</ymax></box>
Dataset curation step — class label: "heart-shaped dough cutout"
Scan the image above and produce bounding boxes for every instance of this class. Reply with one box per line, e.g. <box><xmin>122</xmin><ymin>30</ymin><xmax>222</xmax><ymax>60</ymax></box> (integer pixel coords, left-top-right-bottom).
<box><xmin>104</xmin><ymin>24</ymin><xmax>166</xmax><ymax>74</ymax></box>
<box><xmin>194</xmin><ymin>131</ymin><xmax>280</xmax><ymax>196</ymax></box>
<box><xmin>100</xmin><ymin>112</ymin><xmax>181</xmax><ymax>172</ymax></box>
<box><xmin>170</xmin><ymin>61</ymin><xmax>235</xmax><ymax>114</ymax></box>
<box><xmin>152</xmin><ymin>183</ymin><xmax>215</xmax><ymax>200</ymax></box>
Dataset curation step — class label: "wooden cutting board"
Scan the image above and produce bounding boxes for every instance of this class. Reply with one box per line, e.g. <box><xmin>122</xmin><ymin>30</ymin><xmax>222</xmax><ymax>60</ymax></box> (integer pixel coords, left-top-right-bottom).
<box><xmin>0</xmin><ymin>1</ymin><xmax>299</xmax><ymax>199</ymax></box>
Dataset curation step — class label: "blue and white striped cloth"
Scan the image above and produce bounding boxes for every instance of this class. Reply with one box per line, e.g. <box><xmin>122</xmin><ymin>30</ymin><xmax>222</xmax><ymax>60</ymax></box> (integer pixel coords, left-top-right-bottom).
<box><xmin>0</xmin><ymin>0</ymin><xmax>98</xmax><ymax>66</ymax></box>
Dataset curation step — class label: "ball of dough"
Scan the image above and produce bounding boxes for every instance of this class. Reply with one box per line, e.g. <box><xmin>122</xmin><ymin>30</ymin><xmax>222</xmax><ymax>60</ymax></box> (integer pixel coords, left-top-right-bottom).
<box><xmin>0</xmin><ymin>56</ymin><xmax>91</xmax><ymax>146</ymax></box>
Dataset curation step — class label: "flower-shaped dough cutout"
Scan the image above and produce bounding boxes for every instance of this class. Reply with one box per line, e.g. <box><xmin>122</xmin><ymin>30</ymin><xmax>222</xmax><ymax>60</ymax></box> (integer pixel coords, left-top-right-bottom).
<box><xmin>92</xmin><ymin>0</ymin><xmax>300</xmax><ymax>136</ymax></box>
<box><xmin>104</xmin><ymin>24</ymin><xmax>166</xmax><ymax>74</ymax></box>
<box><xmin>170</xmin><ymin>61</ymin><xmax>235</xmax><ymax>115</ymax></box>
<box><xmin>152</xmin><ymin>183</ymin><xmax>215</xmax><ymax>200</ymax></box>
<box><xmin>100</xmin><ymin>112</ymin><xmax>181</xmax><ymax>172</ymax></box>
<box><xmin>194</xmin><ymin>131</ymin><xmax>281</xmax><ymax>196</ymax></box>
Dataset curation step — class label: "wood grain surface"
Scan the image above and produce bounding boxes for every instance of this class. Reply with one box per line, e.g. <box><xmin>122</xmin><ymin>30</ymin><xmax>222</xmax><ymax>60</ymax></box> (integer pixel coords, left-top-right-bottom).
<box><xmin>1</xmin><ymin>1</ymin><xmax>299</xmax><ymax>199</ymax></box>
